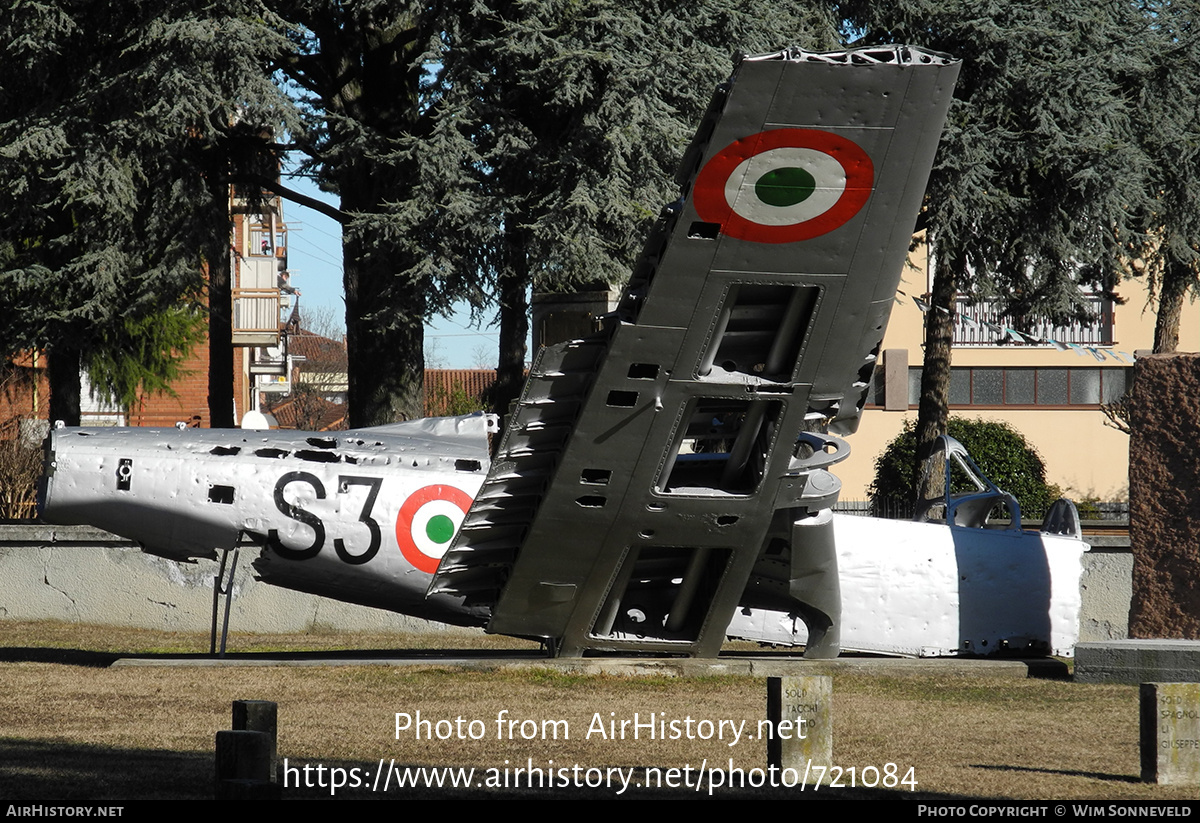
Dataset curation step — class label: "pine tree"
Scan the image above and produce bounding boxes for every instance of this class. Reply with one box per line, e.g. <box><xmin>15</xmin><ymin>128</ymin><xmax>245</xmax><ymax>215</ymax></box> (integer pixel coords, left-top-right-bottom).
<box><xmin>841</xmin><ymin>0</ymin><xmax>1154</xmax><ymax>499</ymax></box>
<box><xmin>273</xmin><ymin>1</ymin><xmax>441</xmax><ymax>427</ymax></box>
<box><xmin>426</xmin><ymin>0</ymin><xmax>839</xmax><ymax>418</ymax></box>
<box><xmin>273</xmin><ymin>1</ymin><xmax>838</xmax><ymax>426</ymax></box>
<box><xmin>1129</xmin><ymin>0</ymin><xmax>1200</xmax><ymax>352</ymax></box>
<box><xmin>0</xmin><ymin>1</ymin><xmax>295</xmax><ymax>425</ymax></box>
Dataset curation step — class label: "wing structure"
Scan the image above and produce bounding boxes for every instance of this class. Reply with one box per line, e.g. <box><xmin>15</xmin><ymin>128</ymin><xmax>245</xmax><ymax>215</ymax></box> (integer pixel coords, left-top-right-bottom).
<box><xmin>430</xmin><ymin>46</ymin><xmax>961</xmax><ymax>656</ymax></box>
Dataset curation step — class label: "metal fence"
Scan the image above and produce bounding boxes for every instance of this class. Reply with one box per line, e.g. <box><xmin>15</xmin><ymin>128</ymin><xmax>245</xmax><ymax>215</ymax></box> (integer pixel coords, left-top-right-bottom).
<box><xmin>952</xmin><ymin>295</ymin><xmax>1113</xmax><ymax>347</ymax></box>
<box><xmin>834</xmin><ymin>499</ymin><xmax>1129</xmax><ymax>522</ymax></box>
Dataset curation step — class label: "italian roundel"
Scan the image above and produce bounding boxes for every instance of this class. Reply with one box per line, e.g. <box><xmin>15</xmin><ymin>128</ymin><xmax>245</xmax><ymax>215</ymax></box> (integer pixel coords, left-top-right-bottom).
<box><xmin>395</xmin><ymin>484</ymin><xmax>473</xmax><ymax>574</ymax></box>
<box><xmin>693</xmin><ymin>128</ymin><xmax>874</xmax><ymax>244</ymax></box>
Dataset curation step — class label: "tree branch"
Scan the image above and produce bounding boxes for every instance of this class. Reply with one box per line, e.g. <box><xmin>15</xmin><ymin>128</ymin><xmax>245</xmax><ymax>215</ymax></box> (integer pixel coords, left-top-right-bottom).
<box><xmin>239</xmin><ymin>174</ymin><xmax>349</xmax><ymax>224</ymax></box>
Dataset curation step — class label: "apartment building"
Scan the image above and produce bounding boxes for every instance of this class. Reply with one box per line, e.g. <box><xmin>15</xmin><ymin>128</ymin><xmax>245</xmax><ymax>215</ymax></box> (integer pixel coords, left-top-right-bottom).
<box><xmin>836</xmin><ymin>248</ymin><xmax>1198</xmax><ymax>502</ymax></box>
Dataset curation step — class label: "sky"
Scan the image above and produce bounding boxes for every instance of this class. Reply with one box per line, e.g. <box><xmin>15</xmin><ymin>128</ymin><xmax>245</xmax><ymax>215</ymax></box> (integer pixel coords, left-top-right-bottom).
<box><xmin>280</xmin><ymin>173</ymin><xmax>503</xmax><ymax>370</ymax></box>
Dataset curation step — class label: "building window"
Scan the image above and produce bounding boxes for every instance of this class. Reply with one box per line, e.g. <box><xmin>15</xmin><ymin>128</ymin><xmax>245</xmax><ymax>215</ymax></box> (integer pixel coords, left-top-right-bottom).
<box><xmin>249</xmin><ymin>228</ymin><xmax>286</xmax><ymax>256</ymax></box>
<box><xmin>904</xmin><ymin>366</ymin><xmax>1128</xmax><ymax>407</ymax></box>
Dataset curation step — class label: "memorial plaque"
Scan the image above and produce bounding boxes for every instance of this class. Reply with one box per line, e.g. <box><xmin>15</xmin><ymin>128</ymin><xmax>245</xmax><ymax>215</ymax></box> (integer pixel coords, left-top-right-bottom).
<box><xmin>767</xmin><ymin>675</ymin><xmax>832</xmax><ymax>781</ymax></box>
<box><xmin>1140</xmin><ymin>682</ymin><xmax>1200</xmax><ymax>784</ymax></box>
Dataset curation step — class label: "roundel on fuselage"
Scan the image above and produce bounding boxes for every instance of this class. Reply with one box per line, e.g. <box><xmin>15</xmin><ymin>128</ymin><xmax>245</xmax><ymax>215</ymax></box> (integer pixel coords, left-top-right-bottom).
<box><xmin>395</xmin><ymin>484</ymin><xmax>473</xmax><ymax>574</ymax></box>
<box><xmin>693</xmin><ymin>128</ymin><xmax>873</xmax><ymax>243</ymax></box>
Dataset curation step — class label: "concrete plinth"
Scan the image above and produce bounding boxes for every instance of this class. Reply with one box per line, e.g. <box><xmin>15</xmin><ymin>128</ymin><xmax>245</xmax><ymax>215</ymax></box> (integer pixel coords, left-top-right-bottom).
<box><xmin>766</xmin><ymin>675</ymin><xmax>832</xmax><ymax>781</ymax></box>
<box><xmin>1075</xmin><ymin>640</ymin><xmax>1200</xmax><ymax>685</ymax></box>
<box><xmin>1140</xmin><ymin>682</ymin><xmax>1200</xmax><ymax>785</ymax></box>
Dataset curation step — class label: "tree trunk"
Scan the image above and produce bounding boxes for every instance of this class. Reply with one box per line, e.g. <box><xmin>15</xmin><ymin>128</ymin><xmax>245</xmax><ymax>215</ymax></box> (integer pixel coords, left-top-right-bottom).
<box><xmin>316</xmin><ymin>10</ymin><xmax>427</xmax><ymax>429</ymax></box>
<box><xmin>343</xmin><ymin>218</ymin><xmax>426</xmax><ymax>427</ymax></box>
<box><xmin>207</xmin><ymin>205</ymin><xmax>235</xmax><ymax>429</ymax></box>
<box><xmin>489</xmin><ymin>217</ymin><xmax>531</xmax><ymax>432</ymax></box>
<box><xmin>47</xmin><ymin>342</ymin><xmax>81</xmax><ymax>427</ymax></box>
<box><xmin>492</xmin><ymin>266</ymin><xmax>529</xmax><ymax>429</ymax></box>
<box><xmin>913</xmin><ymin>250</ymin><xmax>962</xmax><ymax>506</ymax></box>
<box><xmin>1153</xmin><ymin>260</ymin><xmax>1189</xmax><ymax>353</ymax></box>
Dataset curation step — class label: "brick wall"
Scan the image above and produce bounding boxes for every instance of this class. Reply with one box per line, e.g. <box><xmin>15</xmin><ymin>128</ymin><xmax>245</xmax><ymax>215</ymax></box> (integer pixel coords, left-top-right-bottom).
<box><xmin>129</xmin><ymin>337</ymin><xmax>252</xmax><ymax>429</ymax></box>
<box><xmin>0</xmin><ymin>353</ymin><xmax>48</xmax><ymax>435</ymax></box>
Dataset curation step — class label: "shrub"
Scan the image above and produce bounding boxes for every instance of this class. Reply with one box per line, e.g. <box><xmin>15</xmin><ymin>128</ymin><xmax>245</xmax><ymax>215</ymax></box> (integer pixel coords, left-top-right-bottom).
<box><xmin>0</xmin><ymin>436</ymin><xmax>41</xmax><ymax>520</ymax></box>
<box><xmin>869</xmin><ymin>418</ymin><xmax>1060</xmax><ymax>519</ymax></box>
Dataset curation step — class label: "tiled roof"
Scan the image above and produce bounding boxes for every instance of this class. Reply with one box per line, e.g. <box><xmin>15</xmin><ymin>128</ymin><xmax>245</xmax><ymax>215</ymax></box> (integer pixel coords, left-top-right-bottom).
<box><xmin>269</xmin><ymin>394</ymin><xmax>348</xmax><ymax>431</ymax></box>
<box><xmin>424</xmin><ymin>369</ymin><xmax>496</xmax><ymax>417</ymax></box>
<box><xmin>288</xmin><ymin>329</ymin><xmax>346</xmax><ymax>362</ymax></box>
<box><xmin>268</xmin><ymin>369</ymin><xmax>497</xmax><ymax>429</ymax></box>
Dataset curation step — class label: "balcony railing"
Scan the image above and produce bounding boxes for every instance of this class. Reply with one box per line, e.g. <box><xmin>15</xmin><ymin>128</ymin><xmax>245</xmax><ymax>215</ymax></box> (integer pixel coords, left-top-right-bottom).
<box><xmin>232</xmin><ymin>288</ymin><xmax>283</xmax><ymax>346</ymax></box>
<box><xmin>952</xmin><ymin>295</ymin><xmax>1113</xmax><ymax>346</ymax></box>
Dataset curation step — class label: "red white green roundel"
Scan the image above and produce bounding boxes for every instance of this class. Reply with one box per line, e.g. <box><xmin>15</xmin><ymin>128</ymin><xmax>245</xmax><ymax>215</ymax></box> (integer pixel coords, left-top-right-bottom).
<box><xmin>395</xmin><ymin>484</ymin><xmax>473</xmax><ymax>574</ymax></box>
<box><xmin>693</xmin><ymin>128</ymin><xmax>874</xmax><ymax>244</ymax></box>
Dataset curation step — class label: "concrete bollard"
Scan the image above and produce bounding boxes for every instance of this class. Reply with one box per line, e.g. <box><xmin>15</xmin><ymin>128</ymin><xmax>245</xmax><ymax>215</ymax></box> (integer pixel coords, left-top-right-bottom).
<box><xmin>232</xmin><ymin>699</ymin><xmax>278</xmax><ymax>782</ymax></box>
<box><xmin>215</xmin><ymin>730</ymin><xmax>277</xmax><ymax>799</ymax></box>
<box><xmin>216</xmin><ymin>699</ymin><xmax>280</xmax><ymax>800</ymax></box>
<box><xmin>1140</xmin><ymin>682</ymin><xmax>1200</xmax><ymax>785</ymax></box>
<box><xmin>766</xmin><ymin>675</ymin><xmax>832</xmax><ymax>783</ymax></box>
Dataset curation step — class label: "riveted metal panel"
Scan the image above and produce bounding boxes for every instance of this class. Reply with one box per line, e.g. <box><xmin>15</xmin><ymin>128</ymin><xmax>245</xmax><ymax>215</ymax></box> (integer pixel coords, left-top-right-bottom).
<box><xmin>433</xmin><ymin>46</ymin><xmax>960</xmax><ymax>656</ymax></box>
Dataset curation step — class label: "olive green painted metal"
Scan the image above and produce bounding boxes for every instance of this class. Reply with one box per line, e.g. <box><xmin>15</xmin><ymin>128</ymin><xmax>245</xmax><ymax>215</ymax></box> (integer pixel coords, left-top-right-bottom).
<box><xmin>430</xmin><ymin>46</ymin><xmax>961</xmax><ymax>657</ymax></box>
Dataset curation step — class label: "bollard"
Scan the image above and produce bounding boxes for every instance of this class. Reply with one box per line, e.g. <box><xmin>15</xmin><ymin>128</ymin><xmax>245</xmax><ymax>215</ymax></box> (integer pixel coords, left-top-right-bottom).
<box><xmin>215</xmin><ymin>729</ymin><xmax>277</xmax><ymax>800</ymax></box>
<box><xmin>1140</xmin><ymin>682</ymin><xmax>1200</xmax><ymax>785</ymax></box>
<box><xmin>232</xmin><ymin>699</ymin><xmax>278</xmax><ymax>782</ymax></box>
<box><xmin>767</xmin><ymin>675</ymin><xmax>832</xmax><ymax>784</ymax></box>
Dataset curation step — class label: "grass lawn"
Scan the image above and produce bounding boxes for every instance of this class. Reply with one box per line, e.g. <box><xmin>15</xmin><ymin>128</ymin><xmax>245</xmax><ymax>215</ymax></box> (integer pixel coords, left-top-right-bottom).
<box><xmin>0</xmin><ymin>621</ymin><xmax>1194</xmax><ymax>800</ymax></box>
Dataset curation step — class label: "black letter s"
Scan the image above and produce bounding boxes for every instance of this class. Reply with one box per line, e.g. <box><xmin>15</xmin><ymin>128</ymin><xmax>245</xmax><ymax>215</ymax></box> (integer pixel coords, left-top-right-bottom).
<box><xmin>268</xmin><ymin>472</ymin><xmax>326</xmax><ymax>559</ymax></box>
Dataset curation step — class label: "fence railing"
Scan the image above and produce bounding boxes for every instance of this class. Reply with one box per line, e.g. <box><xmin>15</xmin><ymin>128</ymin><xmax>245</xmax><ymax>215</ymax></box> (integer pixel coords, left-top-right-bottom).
<box><xmin>952</xmin><ymin>295</ymin><xmax>1113</xmax><ymax>346</ymax></box>
<box><xmin>835</xmin><ymin>499</ymin><xmax>1129</xmax><ymax>522</ymax></box>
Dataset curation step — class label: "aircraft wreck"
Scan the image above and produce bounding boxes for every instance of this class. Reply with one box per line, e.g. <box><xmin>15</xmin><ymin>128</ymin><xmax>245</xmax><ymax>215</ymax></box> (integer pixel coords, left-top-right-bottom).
<box><xmin>40</xmin><ymin>45</ymin><xmax>1088</xmax><ymax>659</ymax></box>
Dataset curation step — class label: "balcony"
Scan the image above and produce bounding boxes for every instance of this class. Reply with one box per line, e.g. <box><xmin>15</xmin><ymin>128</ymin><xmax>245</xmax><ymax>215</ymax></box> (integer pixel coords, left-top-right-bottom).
<box><xmin>952</xmin><ymin>295</ymin><xmax>1113</xmax><ymax>346</ymax></box>
<box><xmin>233</xmin><ymin>288</ymin><xmax>284</xmax><ymax>346</ymax></box>
<box><xmin>232</xmin><ymin>245</ymin><xmax>286</xmax><ymax>347</ymax></box>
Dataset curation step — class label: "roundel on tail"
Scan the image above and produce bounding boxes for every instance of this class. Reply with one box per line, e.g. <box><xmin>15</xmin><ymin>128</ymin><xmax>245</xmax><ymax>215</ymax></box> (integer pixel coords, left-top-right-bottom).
<box><xmin>395</xmin><ymin>484</ymin><xmax>473</xmax><ymax>574</ymax></box>
<box><xmin>693</xmin><ymin>129</ymin><xmax>873</xmax><ymax>244</ymax></box>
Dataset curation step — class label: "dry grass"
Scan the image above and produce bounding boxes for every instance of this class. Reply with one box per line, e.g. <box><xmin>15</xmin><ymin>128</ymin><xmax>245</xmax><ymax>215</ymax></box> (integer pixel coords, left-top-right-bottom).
<box><xmin>0</xmin><ymin>620</ymin><xmax>540</xmax><ymax>656</ymax></box>
<box><xmin>0</xmin><ymin>622</ymin><xmax>1195</xmax><ymax>800</ymax></box>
